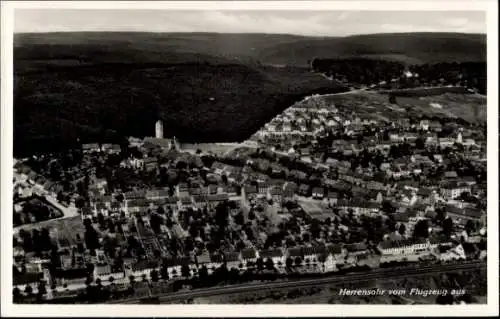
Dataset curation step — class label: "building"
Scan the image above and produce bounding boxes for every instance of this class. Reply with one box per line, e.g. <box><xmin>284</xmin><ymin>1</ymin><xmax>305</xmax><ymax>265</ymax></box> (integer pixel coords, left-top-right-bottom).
<box><xmin>378</xmin><ymin>238</ymin><xmax>431</xmax><ymax>262</ymax></box>
<box><xmin>441</xmin><ymin>183</ymin><xmax>471</xmax><ymax>200</ymax></box>
<box><xmin>155</xmin><ymin>120</ymin><xmax>164</xmax><ymax>139</ymax></box>
<box><xmin>312</xmin><ymin>187</ymin><xmax>325</xmax><ymax>199</ymax></box>
<box><xmin>259</xmin><ymin>249</ymin><xmax>285</xmax><ymax>268</ymax></box>
<box><xmin>241</xmin><ymin>247</ymin><xmax>258</xmax><ymax>267</ymax></box>
<box><xmin>82</xmin><ymin>143</ymin><xmax>101</xmax><ymax>153</ymax></box>
<box><xmin>196</xmin><ymin>250</ymin><xmax>224</xmax><ymax>275</ymax></box>
<box><xmin>223</xmin><ymin>251</ymin><xmax>242</xmax><ymax>270</ymax></box>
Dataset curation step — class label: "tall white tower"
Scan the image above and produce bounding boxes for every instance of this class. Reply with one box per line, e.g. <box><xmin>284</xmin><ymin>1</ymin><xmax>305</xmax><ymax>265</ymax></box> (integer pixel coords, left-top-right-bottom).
<box><xmin>155</xmin><ymin>120</ymin><xmax>164</xmax><ymax>139</ymax></box>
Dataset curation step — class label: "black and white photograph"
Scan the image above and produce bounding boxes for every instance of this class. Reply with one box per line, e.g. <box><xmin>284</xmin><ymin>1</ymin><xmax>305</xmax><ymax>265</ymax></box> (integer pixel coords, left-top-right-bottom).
<box><xmin>1</xmin><ymin>0</ymin><xmax>498</xmax><ymax>317</ymax></box>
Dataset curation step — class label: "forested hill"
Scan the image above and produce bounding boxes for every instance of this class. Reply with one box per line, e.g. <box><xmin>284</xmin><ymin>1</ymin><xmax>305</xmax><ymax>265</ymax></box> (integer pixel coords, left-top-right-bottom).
<box><xmin>15</xmin><ymin>32</ymin><xmax>486</xmax><ymax>66</ymax></box>
<box><xmin>14</xmin><ymin>32</ymin><xmax>485</xmax><ymax>156</ymax></box>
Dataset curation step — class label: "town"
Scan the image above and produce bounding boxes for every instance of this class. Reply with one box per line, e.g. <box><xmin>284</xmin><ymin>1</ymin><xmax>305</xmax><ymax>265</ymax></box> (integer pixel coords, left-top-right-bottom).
<box><xmin>11</xmin><ymin>87</ymin><xmax>487</xmax><ymax>304</ymax></box>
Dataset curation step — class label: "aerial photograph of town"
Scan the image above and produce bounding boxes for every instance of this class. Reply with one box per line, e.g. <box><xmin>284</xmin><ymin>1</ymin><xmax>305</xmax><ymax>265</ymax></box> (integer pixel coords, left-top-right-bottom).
<box><xmin>4</xmin><ymin>3</ymin><xmax>493</xmax><ymax>311</ymax></box>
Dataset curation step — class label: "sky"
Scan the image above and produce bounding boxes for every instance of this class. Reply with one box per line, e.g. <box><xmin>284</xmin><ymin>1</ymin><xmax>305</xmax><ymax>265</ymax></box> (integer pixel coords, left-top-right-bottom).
<box><xmin>14</xmin><ymin>10</ymin><xmax>486</xmax><ymax>37</ymax></box>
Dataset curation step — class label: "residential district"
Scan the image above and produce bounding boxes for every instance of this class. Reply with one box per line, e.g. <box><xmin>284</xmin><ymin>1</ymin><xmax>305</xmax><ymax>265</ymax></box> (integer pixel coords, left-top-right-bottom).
<box><xmin>12</xmin><ymin>93</ymin><xmax>487</xmax><ymax>303</ymax></box>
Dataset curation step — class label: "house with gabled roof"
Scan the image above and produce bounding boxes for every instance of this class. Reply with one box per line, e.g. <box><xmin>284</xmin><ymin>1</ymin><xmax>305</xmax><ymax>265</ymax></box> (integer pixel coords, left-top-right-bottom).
<box><xmin>82</xmin><ymin>143</ymin><xmax>101</xmax><ymax>153</ymax></box>
<box><xmin>259</xmin><ymin>248</ymin><xmax>285</xmax><ymax>268</ymax></box>
<box><xmin>241</xmin><ymin>247</ymin><xmax>258</xmax><ymax>266</ymax></box>
<box><xmin>163</xmin><ymin>256</ymin><xmax>194</xmax><ymax>278</ymax></box>
<box><xmin>312</xmin><ymin>187</ymin><xmax>325</xmax><ymax>199</ymax></box>
<box><xmin>223</xmin><ymin>251</ymin><xmax>241</xmax><ymax>271</ymax></box>
<box><xmin>378</xmin><ymin>238</ymin><xmax>431</xmax><ymax>263</ymax></box>
<box><xmin>195</xmin><ymin>250</ymin><xmax>223</xmax><ymax>275</ymax></box>
<box><xmin>323</xmin><ymin>244</ymin><xmax>343</xmax><ymax>271</ymax></box>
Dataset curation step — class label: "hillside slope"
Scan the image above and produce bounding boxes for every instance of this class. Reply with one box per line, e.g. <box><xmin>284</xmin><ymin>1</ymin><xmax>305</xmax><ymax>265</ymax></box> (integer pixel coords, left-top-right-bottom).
<box><xmin>14</xmin><ymin>57</ymin><xmax>345</xmax><ymax>155</ymax></box>
<box><xmin>15</xmin><ymin>32</ymin><xmax>486</xmax><ymax>66</ymax></box>
<box><xmin>258</xmin><ymin>33</ymin><xmax>486</xmax><ymax>66</ymax></box>
<box><xmin>13</xmin><ymin>32</ymin><xmax>485</xmax><ymax>155</ymax></box>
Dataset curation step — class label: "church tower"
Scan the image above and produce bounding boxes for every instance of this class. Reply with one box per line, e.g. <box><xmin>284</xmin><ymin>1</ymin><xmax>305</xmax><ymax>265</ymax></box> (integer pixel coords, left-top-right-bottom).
<box><xmin>155</xmin><ymin>119</ymin><xmax>164</xmax><ymax>139</ymax></box>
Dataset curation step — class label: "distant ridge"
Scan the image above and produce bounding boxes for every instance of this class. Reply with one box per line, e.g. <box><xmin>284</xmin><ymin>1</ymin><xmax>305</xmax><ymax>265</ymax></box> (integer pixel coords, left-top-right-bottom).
<box><xmin>15</xmin><ymin>32</ymin><xmax>486</xmax><ymax>65</ymax></box>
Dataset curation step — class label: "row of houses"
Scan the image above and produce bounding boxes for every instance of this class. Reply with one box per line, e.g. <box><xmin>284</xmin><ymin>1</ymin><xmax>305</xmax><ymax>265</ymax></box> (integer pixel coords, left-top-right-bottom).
<box><xmin>82</xmin><ymin>143</ymin><xmax>121</xmax><ymax>154</ymax></box>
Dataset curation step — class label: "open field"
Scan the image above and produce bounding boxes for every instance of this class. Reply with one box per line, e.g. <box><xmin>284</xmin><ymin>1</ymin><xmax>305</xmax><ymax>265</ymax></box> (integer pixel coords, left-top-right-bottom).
<box><xmin>15</xmin><ymin>216</ymin><xmax>85</xmax><ymax>247</ymax></box>
<box><xmin>198</xmin><ymin>267</ymin><xmax>487</xmax><ymax>304</ymax></box>
<box><xmin>317</xmin><ymin>91</ymin><xmax>486</xmax><ymax>124</ymax></box>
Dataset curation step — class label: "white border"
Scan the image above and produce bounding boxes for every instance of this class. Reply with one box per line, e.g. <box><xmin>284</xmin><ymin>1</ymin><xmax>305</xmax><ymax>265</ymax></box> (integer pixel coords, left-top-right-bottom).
<box><xmin>1</xmin><ymin>1</ymin><xmax>498</xmax><ymax>317</ymax></box>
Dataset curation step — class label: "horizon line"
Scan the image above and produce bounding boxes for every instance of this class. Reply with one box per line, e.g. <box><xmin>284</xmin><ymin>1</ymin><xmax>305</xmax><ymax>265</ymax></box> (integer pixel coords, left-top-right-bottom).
<box><xmin>13</xmin><ymin>30</ymin><xmax>487</xmax><ymax>37</ymax></box>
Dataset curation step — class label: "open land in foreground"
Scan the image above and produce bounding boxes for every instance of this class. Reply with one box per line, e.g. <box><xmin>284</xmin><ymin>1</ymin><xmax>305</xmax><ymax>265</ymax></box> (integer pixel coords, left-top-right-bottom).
<box><xmin>194</xmin><ymin>268</ymin><xmax>487</xmax><ymax>304</ymax></box>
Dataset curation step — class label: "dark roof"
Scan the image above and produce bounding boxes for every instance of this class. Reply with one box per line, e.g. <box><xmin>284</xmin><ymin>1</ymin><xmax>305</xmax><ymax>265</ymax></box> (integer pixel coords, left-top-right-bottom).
<box><xmin>55</xmin><ymin>267</ymin><xmax>88</xmax><ymax>280</ymax></box>
<box><xmin>124</xmin><ymin>190</ymin><xmax>146</xmax><ymax>199</ymax></box>
<box><xmin>326</xmin><ymin>244</ymin><xmax>342</xmax><ymax>255</ymax></box>
<box><xmin>144</xmin><ymin>157</ymin><xmax>158</xmax><ymax>165</ymax></box>
<box><xmin>13</xmin><ymin>272</ymin><xmax>43</xmax><ymax>286</ymax></box>
<box><xmin>143</xmin><ymin>137</ymin><xmax>172</xmax><ymax>149</ymax></box>
<box><xmin>302</xmin><ymin>245</ymin><xmax>326</xmax><ymax>256</ymax></box>
<box><xmin>180</xmin><ymin>196</ymin><xmax>192</xmax><ymax>205</ymax></box>
<box><xmin>223</xmin><ymin>252</ymin><xmax>240</xmax><ymax>263</ymax></box>
<box><xmin>82</xmin><ymin>143</ymin><xmax>100</xmax><ymax>150</ymax></box>
<box><xmin>344</xmin><ymin>242</ymin><xmax>368</xmax><ymax>252</ymax></box>
<box><xmin>207</xmin><ymin>194</ymin><xmax>228</xmax><ymax>202</ymax></box>
<box><xmin>260</xmin><ymin>249</ymin><xmax>284</xmax><ymax>259</ymax></box>
<box><xmin>286</xmin><ymin>247</ymin><xmax>303</xmax><ymax>257</ymax></box>
<box><xmin>241</xmin><ymin>248</ymin><xmax>257</xmax><ymax>259</ymax></box>
<box><xmin>312</xmin><ymin>187</ymin><xmax>324</xmax><ymax>194</ymax></box>
<box><xmin>378</xmin><ymin>238</ymin><xmax>426</xmax><ymax>250</ymax></box>
<box><xmin>244</xmin><ymin>185</ymin><xmax>258</xmax><ymax>194</ymax></box>
<box><xmin>210</xmin><ymin>254</ymin><xmax>224</xmax><ymax>263</ymax></box>
<box><xmin>164</xmin><ymin>256</ymin><xmax>192</xmax><ymax>267</ymax></box>
<box><xmin>461</xmin><ymin>243</ymin><xmax>478</xmax><ymax>254</ymax></box>
<box><xmin>132</xmin><ymin>260</ymin><xmax>159</xmax><ymax>272</ymax></box>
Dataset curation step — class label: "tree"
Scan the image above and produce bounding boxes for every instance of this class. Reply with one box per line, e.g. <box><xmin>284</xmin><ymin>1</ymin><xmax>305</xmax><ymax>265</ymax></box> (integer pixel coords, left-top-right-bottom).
<box><xmin>256</xmin><ymin>257</ymin><xmax>264</xmax><ymax>271</ymax></box>
<box><xmin>37</xmin><ymin>280</ymin><xmax>47</xmax><ymax>296</ymax></box>
<box><xmin>317</xmin><ymin>253</ymin><xmax>327</xmax><ymax>272</ymax></box>
<box><xmin>84</xmin><ymin>224</ymin><xmax>100</xmax><ymax>250</ymax></box>
<box><xmin>149</xmin><ymin>269</ymin><xmax>160</xmax><ymax>282</ymax></box>
<box><xmin>160</xmin><ymin>264</ymin><xmax>169</xmax><ymax>281</ymax></box>
<box><xmin>465</xmin><ymin>220</ymin><xmax>477</xmax><ymax>235</ymax></box>
<box><xmin>413</xmin><ymin>219</ymin><xmax>429</xmax><ymax>238</ymax></box>
<box><xmin>442</xmin><ymin>217</ymin><xmax>454</xmax><ymax>237</ymax></box>
<box><xmin>181</xmin><ymin>264</ymin><xmax>191</xmax><ymax>278</ymax></box>
<box><xmin>435</xmin><ymin>207</ymin><xmax>447</xmax><ymax>224</ymax></box>
<box><xmin>294</xmin><ymin>256</ymin><xmax>303</xmax><ymax>267</ymax></box>
<box><xmin>24</xmin><ymin>284</ymin><xmax>33</xmax><ymax>296</ymax></box>
<box><xmin>389</xmin><ymin>94</ymin><xmax>397</xmax><ymax>104</ymax></box>
<box><xmin>198</xmin><ymin>265</ymin><xmax>209</xmax><ymax>280</ymax></box>
<box><xmin>13</xmin><ymin>287</ymin><xmax>22</xmax><ymax>303</ymax></box>
<box><xmin>56</xmin><ymin>191</ymin><xmax>65</xmax><ymax>203</ymax></box>
<box><xmin>398</xmin><ymin>223</ymin><xmax>406</xmax><ymax>236</ymax></box>
<box><xmin>265</xmin><ymin>258</ymin><xmax>275</xmax><ymax>271</ymax></box>
<box><xmin>97</xmin><ymin>213</ymin><xmax>106</xmax><ymax>229</ymax></box>
<box><xmin>381</xmin><ymin>200</ymin><xmax>396</xmax><ymax>215</ymax></box>
<box><xmin>415</xmin><ymin>136</ymin><xmax>426</xmax><ymax>149</ymax></box>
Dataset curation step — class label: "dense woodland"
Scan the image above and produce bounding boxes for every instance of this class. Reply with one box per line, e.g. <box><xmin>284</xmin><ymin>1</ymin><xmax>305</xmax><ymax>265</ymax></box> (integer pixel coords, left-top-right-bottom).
<box><xmin>14</xmin><ymin>61</ymin><xmax>345</xmax><ymax>156</ymax></box>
